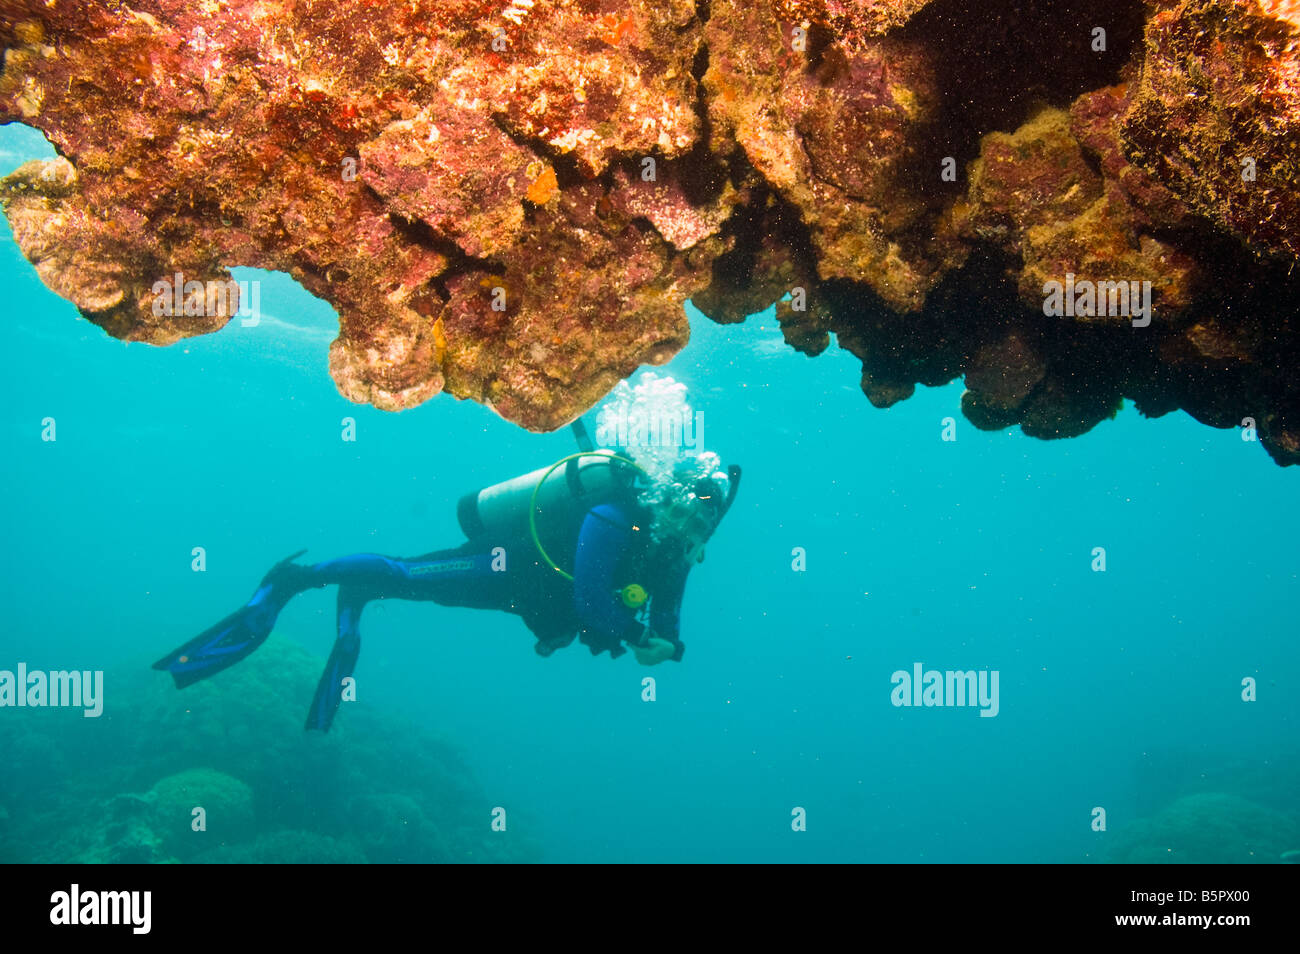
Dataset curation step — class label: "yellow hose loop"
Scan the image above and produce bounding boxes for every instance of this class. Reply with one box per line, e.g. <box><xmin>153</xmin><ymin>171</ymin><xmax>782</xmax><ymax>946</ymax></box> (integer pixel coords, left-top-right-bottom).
<box><xmin>529</xmin><ymin>451</ymin><xmax>648</xmax><ymax>581</ymax></box>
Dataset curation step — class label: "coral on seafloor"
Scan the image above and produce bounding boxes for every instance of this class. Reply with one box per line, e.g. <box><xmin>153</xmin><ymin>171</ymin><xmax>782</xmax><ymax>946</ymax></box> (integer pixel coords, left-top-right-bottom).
<box><xmin>0</xmin><ymin>638</ymin><xmax>539</xmax><ymax>864</ymax></box>
<box><xmin>146</xmin><ymin>769</ymin><xmax>256</xmax><ymax>861</ymax></box>
<box><xmin>1099</xmin><ymin>792</ymin><xmax>1300</xmax><ymax>864</ymax></box>
<box><xmin>2</xmin><ymin>0</ymin><xmax>1300</xmax><ymax>463</ymax></box>
<box><xmin>194</xmin><ymin>830</ymin><xmax>369</xmax><ymax>865</ymax></box>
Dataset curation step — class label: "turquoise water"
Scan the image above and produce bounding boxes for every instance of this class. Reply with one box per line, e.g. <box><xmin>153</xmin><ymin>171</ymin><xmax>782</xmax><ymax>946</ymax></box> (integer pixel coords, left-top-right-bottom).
<box><xmin>2</xmin><ymin>123</ymin><xmax>1296</xmax><ymax>863</ymax></box>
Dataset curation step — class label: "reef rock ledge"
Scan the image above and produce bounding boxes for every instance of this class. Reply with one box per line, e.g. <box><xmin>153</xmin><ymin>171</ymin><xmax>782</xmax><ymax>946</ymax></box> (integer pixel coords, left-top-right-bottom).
<box><xmin>2</xmin><ymin>0</ymin><xmax>1298</xmax><ymax>463</ymax></box>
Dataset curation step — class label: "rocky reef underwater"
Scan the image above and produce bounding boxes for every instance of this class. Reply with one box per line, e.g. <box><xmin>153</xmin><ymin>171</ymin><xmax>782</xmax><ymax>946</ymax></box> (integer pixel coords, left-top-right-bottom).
<box><xmin>1098</xmin><ymin>792</ymin><xmax>1299</xmax><ymax>864</ymax></box>
<box><xmin>4</xmin><ymin>636</ymin><xmax>1292</xmax><ymax>863</ymax></box>
<box><xmin>0</xmin><ymin>638</ymin><xmax>537</xmax><ymax>863</ymax></box>
<box><xmin>1093</xmin><ymin>751</ymin><xmax>1300</xmax><ymax>863</ymax></box>
<box><xmin>2</xmin><ymin>0</ymin><xmax>1300</xmax><ymax>463</ymax></box>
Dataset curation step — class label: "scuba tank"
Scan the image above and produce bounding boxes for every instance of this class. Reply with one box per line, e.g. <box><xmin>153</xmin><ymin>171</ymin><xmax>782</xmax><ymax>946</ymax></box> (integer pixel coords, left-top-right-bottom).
<box><xmin>456</xmin><ymin>450</ymin><xmax>639</xmax><ymax>548</ymax></box>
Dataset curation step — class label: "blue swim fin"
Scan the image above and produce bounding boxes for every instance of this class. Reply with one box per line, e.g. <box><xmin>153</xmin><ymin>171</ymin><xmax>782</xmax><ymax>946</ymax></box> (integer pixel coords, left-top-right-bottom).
<box><xmin>304</xmin><ymin>632</ymin><xmax>361</xmax><ymax>732</ymax></box>
<box><xmin>152</xmin><ymin>590</ymin><xmax>278</xmax><ymax>688</ymax></box>
<box><xmin>153</xmin><ymin>550</ymin><xmax>310</xmax><ymax>688</ymax></box>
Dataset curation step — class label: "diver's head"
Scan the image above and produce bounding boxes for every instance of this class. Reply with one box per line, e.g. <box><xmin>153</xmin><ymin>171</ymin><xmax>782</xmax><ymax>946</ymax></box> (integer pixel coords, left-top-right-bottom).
<box><xmin>654</xmin><ymin>456</ymin><xmax>735</xmax><ymax>562</ymax></box>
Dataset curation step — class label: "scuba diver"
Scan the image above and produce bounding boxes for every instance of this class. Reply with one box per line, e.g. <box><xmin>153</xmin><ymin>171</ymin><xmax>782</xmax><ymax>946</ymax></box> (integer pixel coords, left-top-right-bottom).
<box><xmin>153</xmin><ymin>421</ymin><xmax>740</xmax><ymax>732</ymax></box>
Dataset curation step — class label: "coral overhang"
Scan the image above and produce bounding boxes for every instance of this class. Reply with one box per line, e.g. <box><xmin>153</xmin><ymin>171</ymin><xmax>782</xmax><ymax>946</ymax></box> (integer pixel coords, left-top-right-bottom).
<box><xmin>2</xmin><ymin>0</ymin><xmax>1299</xmax><ymax>463</ymax></box>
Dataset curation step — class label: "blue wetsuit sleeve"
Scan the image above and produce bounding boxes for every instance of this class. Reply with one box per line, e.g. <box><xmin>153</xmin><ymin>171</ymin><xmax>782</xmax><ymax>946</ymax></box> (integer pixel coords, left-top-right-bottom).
<box><xmin>649</xmin><ymin>558</ymin><xmax>689</xmax><ymax>661</ymax></box>
<box><xmin>574</xmin><ymin>504</ymin><xmax>645</xmax><ymax>656</ymax></box>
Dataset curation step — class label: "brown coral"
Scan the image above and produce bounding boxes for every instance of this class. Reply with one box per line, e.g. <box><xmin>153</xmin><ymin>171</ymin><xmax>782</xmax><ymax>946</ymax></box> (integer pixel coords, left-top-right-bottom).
<box><xmin>1122</xmin><ymin>0</ymin><xmax>1300</xmax><ymax>259</ymax></box>
<box><xmin>1</xmin><ymin>0</ymin><xmax>1298</xmax><ymax>462</ymax></box>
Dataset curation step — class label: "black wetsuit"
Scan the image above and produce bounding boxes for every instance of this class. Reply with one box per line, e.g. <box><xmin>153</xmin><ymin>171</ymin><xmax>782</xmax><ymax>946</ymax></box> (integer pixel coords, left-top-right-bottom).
<box><xmin>156</xmin><ymin>472</ymin><xmax>721</xmax><ymax>732</ymax></box>
<box><xmin>296</xmin><ymin>493</ymin><xmax>691</xmax><ymax>728</ymax></box>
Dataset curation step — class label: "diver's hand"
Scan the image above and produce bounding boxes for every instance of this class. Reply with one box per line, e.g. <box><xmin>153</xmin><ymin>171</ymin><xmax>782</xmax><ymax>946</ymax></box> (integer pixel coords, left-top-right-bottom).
<box><xmin>634</xmin><ymin>635</ymin><xmax>675</xmax><ymax>666</ymax></box>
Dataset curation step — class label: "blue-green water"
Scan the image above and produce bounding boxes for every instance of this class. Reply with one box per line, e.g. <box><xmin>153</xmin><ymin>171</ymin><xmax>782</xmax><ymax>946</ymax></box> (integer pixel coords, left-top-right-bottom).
<box><xmin>2</xmin><ymin>123</ymin><xmax>1296</xmax><ymax>863</ymax></box>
